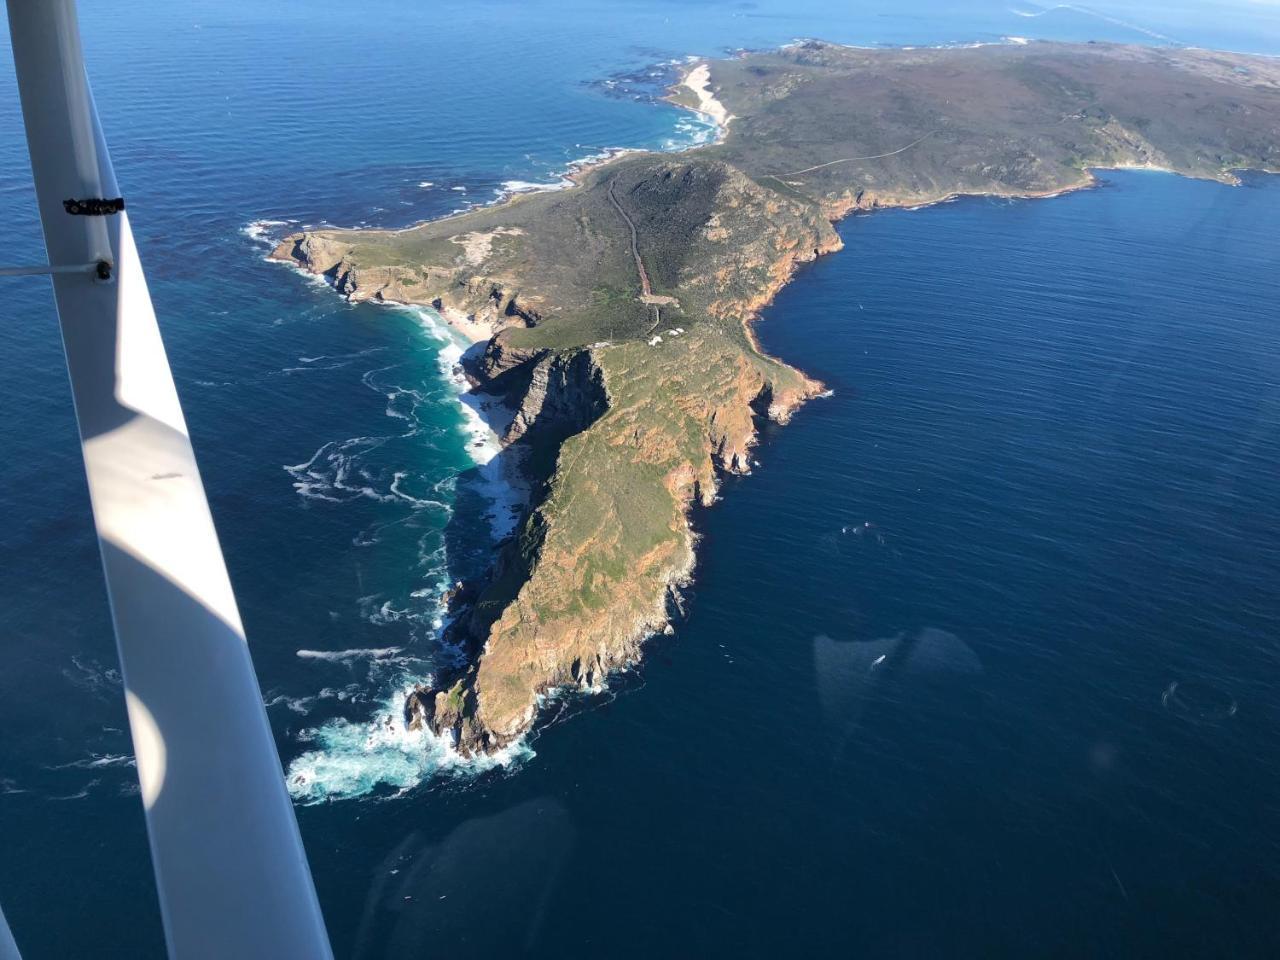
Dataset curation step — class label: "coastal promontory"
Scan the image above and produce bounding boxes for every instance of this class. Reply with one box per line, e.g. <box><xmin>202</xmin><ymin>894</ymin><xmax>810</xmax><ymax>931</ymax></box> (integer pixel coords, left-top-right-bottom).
<box><xmin>271</xmin><ymin>41</ymin><xmax>1280</xmax><ymax>755</ymax></box>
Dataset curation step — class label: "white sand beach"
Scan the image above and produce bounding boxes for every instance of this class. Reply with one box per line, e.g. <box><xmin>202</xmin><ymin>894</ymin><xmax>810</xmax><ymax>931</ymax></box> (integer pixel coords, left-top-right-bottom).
<box><xmin>681</xmin><ymin>63</ymin><xmax>733</xmax><ymax>133</ymax></box>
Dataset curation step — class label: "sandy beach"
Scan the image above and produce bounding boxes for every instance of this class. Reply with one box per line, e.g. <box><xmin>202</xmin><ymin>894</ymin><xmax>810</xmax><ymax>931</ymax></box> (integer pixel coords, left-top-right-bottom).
<box><xmin>436</xmin><ymin>303</ymin><xmax>498</xmax><ymax>345</ymax></box>
<box><xmin>681</xmin><ymin>63</ymin><xmax>733</xmax><ymax>133</ymax></box>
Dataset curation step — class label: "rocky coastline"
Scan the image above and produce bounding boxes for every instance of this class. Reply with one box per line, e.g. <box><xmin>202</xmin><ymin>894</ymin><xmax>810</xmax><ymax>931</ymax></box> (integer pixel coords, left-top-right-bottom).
<box><xmin>269</xmin><ymin>40</ymin><xmax>1280</xmax><ymax>756</ymax></box>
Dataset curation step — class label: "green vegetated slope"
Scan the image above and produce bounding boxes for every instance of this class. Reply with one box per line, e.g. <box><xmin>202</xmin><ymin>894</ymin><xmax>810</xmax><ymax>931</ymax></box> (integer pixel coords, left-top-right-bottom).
<box><xmin>272</xmin><ymin>41</ymin><xmax>1280</xmax><ymax>753</ymax></box>
<box><xmin>705</xmin><ymin>41</ymin><xmax>1280</xmax><ymax>214</ymax></box>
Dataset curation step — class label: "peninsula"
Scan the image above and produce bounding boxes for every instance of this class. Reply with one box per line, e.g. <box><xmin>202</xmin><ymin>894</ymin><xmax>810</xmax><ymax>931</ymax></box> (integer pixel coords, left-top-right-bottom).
<box><xmin>271</xmin><ymin>41</ymin><xmax>1280</xmax><ymax>756</ymax></box>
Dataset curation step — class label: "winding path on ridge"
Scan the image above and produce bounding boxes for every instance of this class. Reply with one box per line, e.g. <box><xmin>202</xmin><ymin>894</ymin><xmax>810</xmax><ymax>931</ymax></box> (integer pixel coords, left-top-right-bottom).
<box><xmin>771</xmin><ymin>131</ymin><xmax>937</xmax><ymax>178</ymax></box>
<box><xmin>608</xmin><ymin>177</ymin><xmax>662</xmax><ymax>333</ymax></box>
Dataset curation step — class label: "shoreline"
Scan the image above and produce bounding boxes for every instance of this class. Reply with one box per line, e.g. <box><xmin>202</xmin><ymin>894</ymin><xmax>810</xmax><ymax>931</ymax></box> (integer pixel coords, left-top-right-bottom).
<box><xmin>551</xmin><ymin>161</ymin><xmax>1278</xmax><ymax>730</ymax></box>
<box><xmin>410</xmin><ymin>305</ymin><xmax>530</xmax><ymax>543</ymax></box>
<box><xmin>247</xmin><ymin>63</ymin><xmax>732</xmax><ymax>247</ymax></box>
<box><xmin>257</xmin><ymin>37</ymin><xmax>1280</xmax><ymax>765</ymax></box>
<box><xmin>245</xmin><ymin>35</ymin><xmax>1227</xmax><ymax>248</ymax></box>
<box><xmin>284</xmin><ymin>677</ymin><xmax>534</xmax><ymax>804</ymax></box>
<box><xmin>677</xmin><ymin>62</ymin><xmax>733</xmax><ymax>137</ymax></box>
<box><xmin>250</xmin><ymin>222</ymin><xmax>531</xmax><ymax>545</ymax></box>
<box><xmin>247</xmin><ymin>36</ymin><xmax>1243</xmax><ymax>254</ymax></box>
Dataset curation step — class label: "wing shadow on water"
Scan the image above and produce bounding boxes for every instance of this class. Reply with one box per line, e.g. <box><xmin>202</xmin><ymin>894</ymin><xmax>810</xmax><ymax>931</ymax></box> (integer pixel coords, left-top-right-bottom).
<box><xmin>814</xmin><ymin>626</ymin><xmax>984</xmax><ymax>763</ymax></box>
<box><xmin>350</xmin><ymin>797</ymin><xmax>574</xmax><ymax>958</ymax></box>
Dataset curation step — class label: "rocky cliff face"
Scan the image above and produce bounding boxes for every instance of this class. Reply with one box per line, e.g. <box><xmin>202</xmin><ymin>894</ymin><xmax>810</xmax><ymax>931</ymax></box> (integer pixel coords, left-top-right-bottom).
<box><xmin>269</xmin><ymin>40</ymin><xmax>1280</xmax><ymax>759</ymax></box>
<box><xmin>479</xmin><ymin>342</ymin><xmax>609</xmax><ymax>447</ymax></box>
<box><xmin>274</xmin><ymin>152</ymin><xmax>839</xmax><ymax>756</ymax></box>
<box><xmin>406</xmin><ymin>197</ymin><xmax>835</xmax><ymax>754</ymax></box>
<box><xmin>271</xmin><ymin>233</ymin><xmax>539</xmax><ymax>340</ymax></box>
<box><xmin>409</xmin><ymin>334</ymin><xmax>827</xmax><ymax>755</ymax></box>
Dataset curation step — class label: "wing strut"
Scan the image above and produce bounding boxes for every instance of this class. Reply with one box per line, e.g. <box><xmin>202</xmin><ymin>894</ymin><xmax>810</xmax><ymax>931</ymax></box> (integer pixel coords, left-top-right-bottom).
<box><xmin>3</xmin><ymin>2</ymin><xmax>333</xmax><ymax>956</ymax></box>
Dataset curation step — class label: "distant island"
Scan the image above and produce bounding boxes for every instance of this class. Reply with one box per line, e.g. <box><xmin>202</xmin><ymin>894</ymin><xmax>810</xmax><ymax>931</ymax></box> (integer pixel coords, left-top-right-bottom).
<box><xmin>272</xmin><ymin>41</ymin><xmax>1280</xmax><ymax>756</ymax></box>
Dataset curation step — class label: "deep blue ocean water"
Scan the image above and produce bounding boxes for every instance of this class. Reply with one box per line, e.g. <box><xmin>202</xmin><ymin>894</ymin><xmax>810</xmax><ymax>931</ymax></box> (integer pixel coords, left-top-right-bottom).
<box><xmin>2</xmin><ymin>1</ymin><xmax>1280</xmax><ymax>957</ymax></box>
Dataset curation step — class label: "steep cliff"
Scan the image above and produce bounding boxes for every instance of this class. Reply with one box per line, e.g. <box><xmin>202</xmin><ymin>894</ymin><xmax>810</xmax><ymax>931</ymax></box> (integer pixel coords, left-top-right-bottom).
<box><xmin>270</xmin><ymin>41</ymin><xmax>1280</xmax><ymax>755</ymax></box>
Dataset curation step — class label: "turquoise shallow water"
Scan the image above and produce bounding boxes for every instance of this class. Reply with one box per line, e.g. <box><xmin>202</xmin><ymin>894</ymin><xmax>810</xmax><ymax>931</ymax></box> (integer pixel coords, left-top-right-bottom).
<box><xmin>2</xmin><ymin>1</ymin><xmax>1280</xmax><ymax>957</ymax></box>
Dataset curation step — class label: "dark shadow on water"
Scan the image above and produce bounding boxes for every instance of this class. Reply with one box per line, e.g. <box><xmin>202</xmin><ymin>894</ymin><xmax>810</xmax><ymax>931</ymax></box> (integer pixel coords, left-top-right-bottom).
<box><xmin>350</xmin><ymin>798</ymin><xmax>574</xmax><ymax>958</ymax></box>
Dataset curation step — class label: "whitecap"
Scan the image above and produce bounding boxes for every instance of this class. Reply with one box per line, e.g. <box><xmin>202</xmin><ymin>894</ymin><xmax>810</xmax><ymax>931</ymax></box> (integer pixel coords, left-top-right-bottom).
<box><xmin>389</xmin><ymin>470</ymin><xmax>449</xmax><ymax>510</ymax></box>
<box><xmin>266</xmin><ymin>693</ymin><xmax>317</xmax><ymax>715</ymax></box>
<box><xmin>296</xmin><ymin>647</ymin><xmax>402</xmax><ymax>663</ymax></box>
<box><xmin>46</xmin><ymin>753</ymin><xmax>134</xmax><ymax>771</ymax></box>
<box><xmin>62</xmin><ymin>655</ymin><xmax>121</xmax><ymax>699</ymax></box>
<box><xmin>49</xmin><ymin>783</ymin><xmax>98</xmax><ymax>801</ymax></box>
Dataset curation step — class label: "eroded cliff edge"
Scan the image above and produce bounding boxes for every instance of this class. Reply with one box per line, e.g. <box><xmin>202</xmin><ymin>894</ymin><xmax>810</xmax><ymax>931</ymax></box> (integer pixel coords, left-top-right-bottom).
<box><xmin>270</xmin><ymin>41</ymin><xmax>1280</xmax><ymax>754</ymax></box>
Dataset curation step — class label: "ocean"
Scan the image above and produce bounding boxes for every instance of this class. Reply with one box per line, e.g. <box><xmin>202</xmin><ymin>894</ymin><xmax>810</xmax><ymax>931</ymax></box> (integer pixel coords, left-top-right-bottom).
<box><xmin>2</xmin><ymin>1</ymin><xmax>1279</xmax><ymax>956</ymax></box>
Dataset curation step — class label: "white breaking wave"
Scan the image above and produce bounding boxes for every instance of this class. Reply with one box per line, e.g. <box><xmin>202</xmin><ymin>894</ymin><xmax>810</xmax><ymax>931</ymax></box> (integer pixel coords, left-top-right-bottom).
<box><xmin>292</xmin><ymin>345</ymin><xmax>387</xmax><ymax>368</ymax></box>
<box><xmin>413</xmin><ymin>306</ymin><xmax>528</xmax><ymax>541</ymax></box>
<box><xmin>489</xmin><ymin>147</ymin><xmax>643</xmax><ymax>202</ymax></box>
<box><xmin>359</xmin><ymin>592</ymin><xmax>434</xmax><ymax>627</ymax></box>
<box><xmin>662</xmin><ymin>115</ymin><xmax>719</xmax><ymax>152</ymax></box>
<box><xmin>388</xmin><ymin>471</ymin><xmax>448</xmax><ymax>509</ymax></box>
<box><xmin>281</xmin><ymin>380</ymin><xmax>459</xmax><ymax>508</ymax></box>
<box><xmin>49</xmin><ymin>780</ymin><xmax>99</xmax><ymax>801</ymax></box>
<box><xmin>274</xmin><ymin>310</ymin><xmax>533</xmax><ymax>803</ymax></box>
<box><xmin>500</xmin><ymin>178</ymin><xmax>573</xmax><ymax>195</ymax></box>
<box><xmin>62</xmin><ymin>654</ymin><xmax>121</xmax><ymax>699</ymax></box>
<box><xmin>423</xmin><ymin>323</ymin><xmax>502</xmax><ymax>466</ymax></box>
<box><xmin>285</xmin><ymin>682</ymin><xmax>533</xmax><ymax>804</ymax></box>
<box><xmin>241</xmin><ymin>218</ymin><xmax>291</xmax><ymax>244</ymax></box>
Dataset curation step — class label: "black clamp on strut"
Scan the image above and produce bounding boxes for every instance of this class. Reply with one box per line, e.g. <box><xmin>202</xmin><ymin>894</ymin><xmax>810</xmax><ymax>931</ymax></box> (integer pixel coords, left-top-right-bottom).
<box><xmin>63</xmin><ymin>197</ymin><xmax>125</xmax><ymax>216</ymax></box>
<box><xmin>62</xmin><ymin>198</ymin><xmax>125</xmax><ymax>279</ymax></box>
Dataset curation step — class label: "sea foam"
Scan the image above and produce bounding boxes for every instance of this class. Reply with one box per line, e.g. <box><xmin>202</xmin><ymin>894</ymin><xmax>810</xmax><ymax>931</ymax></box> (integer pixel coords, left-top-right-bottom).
<box><xmin>264</xmin><ymin>64</ymin><xmax>722</xmax><ymax>803</ymax></box>
<box><xmin>273</xmin><ymin>306</ymin><xmax>529</xmax><ymax>803</ymax></box>
<box><xmin>413</xmin><ymin>305</ymin><xmax>528</xmax><ymax>541</ymax></box>
<box><xmin>285</xmin><ymin>682</ymin><xmax>533</xmax><ymax>804</ymax></box>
